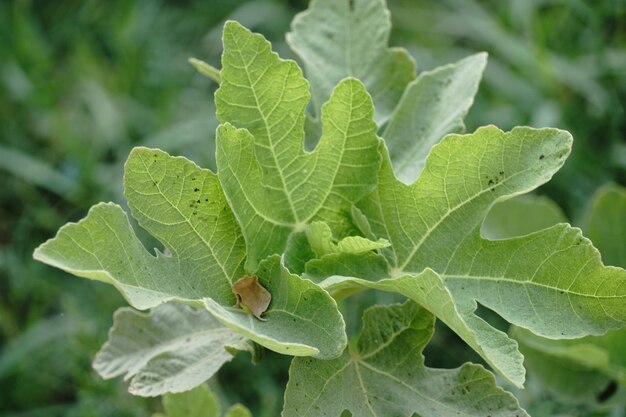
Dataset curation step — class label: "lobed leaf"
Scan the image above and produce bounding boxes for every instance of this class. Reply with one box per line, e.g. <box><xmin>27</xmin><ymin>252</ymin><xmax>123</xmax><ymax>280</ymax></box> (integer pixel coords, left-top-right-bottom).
<box><xmin>283</xmin><ymin>301</ymin><xmax>528</xmax><ymax>417</ymax></box>
<box><xmin>94</xmin><ymin>303</ymin><xmax>251</xmax><ymax>397</ymax></box>
<box><xmin>287</xmin><ymin>0</ymin><xmax>415</xmax><ymax>124</ymax></box>
<box><xmin>34</xmin><ymin>147</ymin><xmax>245</xmax><ymax>309</ymax></box>
<box><xmin>312</xmin><ymin>125</ymin><xmax>626</xmax><ymax>387</ymax></box>
<box><xmin>216</xmin><ymin>21</ymin><xmax>381</xmax><ymax>271</ymax></box>
<box><xmin>506</xmin><ymin>184</ymin><xmax>626</xmax><ymax>402</ymax></box>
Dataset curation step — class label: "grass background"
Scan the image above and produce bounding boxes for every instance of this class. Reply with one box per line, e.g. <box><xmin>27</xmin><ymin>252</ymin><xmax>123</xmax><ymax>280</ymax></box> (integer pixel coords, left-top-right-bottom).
<box><xmin>0</xmin><ymin>0</ymin><xmax>624</xmax><ymax>416</ymax></box>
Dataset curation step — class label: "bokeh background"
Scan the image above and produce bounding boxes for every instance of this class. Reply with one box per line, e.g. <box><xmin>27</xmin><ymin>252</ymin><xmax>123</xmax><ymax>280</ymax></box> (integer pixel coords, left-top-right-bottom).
<box><xmin>1</xmin><ymin>0</ymin><xmax>624</xmax><ymax>416</ymax></box>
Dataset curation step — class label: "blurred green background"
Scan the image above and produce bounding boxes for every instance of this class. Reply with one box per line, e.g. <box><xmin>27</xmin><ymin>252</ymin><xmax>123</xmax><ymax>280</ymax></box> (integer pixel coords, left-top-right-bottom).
<box><xmin>0</xmin><ymin>0</ymin><xmax>624</xmax><ymax>416</ymax></box>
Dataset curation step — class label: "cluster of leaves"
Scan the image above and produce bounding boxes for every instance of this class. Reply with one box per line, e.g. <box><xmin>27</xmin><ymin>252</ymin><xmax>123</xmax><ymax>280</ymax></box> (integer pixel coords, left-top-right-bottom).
<box><xmin>32</xmin><ymin>0</ymin><xmax>626</xmax><ymax>415</ymax></box>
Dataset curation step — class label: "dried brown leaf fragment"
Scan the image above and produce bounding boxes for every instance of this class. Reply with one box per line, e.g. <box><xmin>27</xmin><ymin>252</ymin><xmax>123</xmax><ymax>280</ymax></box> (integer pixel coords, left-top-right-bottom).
<box><xmin>232</xmin><ymin>275</ymin><xmax>271</xmax><ymax>321</ymax></box>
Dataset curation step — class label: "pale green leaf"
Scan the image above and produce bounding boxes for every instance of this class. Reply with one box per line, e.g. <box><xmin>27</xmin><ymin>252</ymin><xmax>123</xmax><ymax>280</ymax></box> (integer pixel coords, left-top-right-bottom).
<box><xmin>33</xmin><ymin>202</ymin><xmax>190</xmax><ymax>309</ymax></box>
<box><xmin>215</xmin><ymin>21</ymin><xmax>381</xmax><ymax>271</ymax></box>
<box><xmin>34</xmin><ymin>147</ymin><xmax>244</xmax><ymax>309</ymax></box>
<box><xmin>35</xmin><ymin>148</ymin><xmax>345</xmax><ymax>360</ymax></box>
<box><xmin>287</xmin><ymin>0</ymin><xmax>415</xmax><ymax>124</ymax></box>
<box><xmin>385</xmin><ymin>53</ymin><xmax>488</xmax><ymax>183</ymax></box>
<box><xmin>585</xmin><ymin>184</ymin><xmax>626</xmax><ymax>268</ymax></box>
<box><xmin>334</xmin><ymin>125</ymin><xmax>574</xmax><ymax>386</ymax></box>
<box><xmin>306</xmin><ymin>221</ymin><xmax>389</xmax><ymax>258</ymax></box>
<box><xmin>314</xmin><ymin>125</ymin><xmax>626</xmax><ymax>387</ymax></box>
<box><xmin>204</xmin><ymin>255</ymin><xmax>346</xmax><ymax>359</ymax></box>
<box><xmin>93</xmin><ymin>303</ymin><xmax>250</xmax><ymax>397</ymax></box>
<box><xmin>283</xmin><ymin>301</ymin><xmax>528</xmax><ymax>417</ymax></box>
<box><xmin>508</xmin><ymin>184</ymin><xmax>626</xmax><ymax>401</ymax></box>
<box><xmin>481</xmin><ymin>194</ymin><xmax>567</xmax><ymax>240</ymax></box>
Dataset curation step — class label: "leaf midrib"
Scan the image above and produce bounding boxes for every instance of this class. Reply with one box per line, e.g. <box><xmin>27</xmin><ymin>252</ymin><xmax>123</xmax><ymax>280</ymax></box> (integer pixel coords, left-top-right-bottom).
<box><xmin>233</xmin><ymin>34</ymin><xmax>301</xmax><ymax>224</ymax></box>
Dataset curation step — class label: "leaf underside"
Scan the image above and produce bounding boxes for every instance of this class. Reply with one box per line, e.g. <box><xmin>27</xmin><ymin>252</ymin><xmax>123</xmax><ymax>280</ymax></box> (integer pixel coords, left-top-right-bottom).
<box><xmin>94</xmin><ymin>303</ymin><xmax>250</xmax><ymax>397</ymax></box>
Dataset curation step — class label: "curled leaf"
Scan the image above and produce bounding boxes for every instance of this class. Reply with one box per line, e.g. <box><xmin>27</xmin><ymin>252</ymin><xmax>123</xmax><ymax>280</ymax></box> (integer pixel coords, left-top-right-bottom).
<box><xmin>232</xmin><ymin>275</ymin><xmax>271</xmax><ymax>321</ymax></box>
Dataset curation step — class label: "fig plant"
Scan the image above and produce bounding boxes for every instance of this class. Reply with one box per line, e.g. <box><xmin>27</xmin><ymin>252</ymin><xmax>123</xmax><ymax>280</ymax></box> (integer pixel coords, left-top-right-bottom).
<box><xmin>34</xmin><ymin>0</ymin><xmax>626</xmax><ymax>415</ymax></box>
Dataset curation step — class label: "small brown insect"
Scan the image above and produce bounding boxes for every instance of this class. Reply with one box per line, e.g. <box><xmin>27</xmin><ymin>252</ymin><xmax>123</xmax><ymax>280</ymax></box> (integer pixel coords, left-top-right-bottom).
<box><xmin>232</xmin><ymin>275</ymin><xmax>271</xmax><ymax>321</ymax></box>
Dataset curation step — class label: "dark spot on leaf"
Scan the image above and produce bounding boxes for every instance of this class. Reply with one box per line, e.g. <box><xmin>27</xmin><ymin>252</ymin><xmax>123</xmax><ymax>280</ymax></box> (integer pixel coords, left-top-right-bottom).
<box><xmin>488</xmin><ymin>179</ymin><xmax>494</xmax><ymax>186</ymax></box>
<box><xmin>205</xmin><ymin>198</ymin><xmax>208</xmax><ymax>202</ymax></box>
<box><xmin>539</xmin><ymin>154</ymin><xmax>545</xmax><ymax>160</ymax></box>
<box><xmin>197</xmin><ymin>199</ymin><xmax>200</xmax><ymax>203</ymax></box>
<box><xmin>499</xmin><ymin>171</ymin><xmax>504</xmax><ymax>175</ymax></box>
<box><xmin>597</xmin><ymin>381</ymin><xmax>617</xmax><ymax>402</ymax></box>
<box><xmin>192</xmin><ymin>177</ymin><xmax>196</xmax><ymax>181</ymax></box>
<box><xmin>194</xmin><ymin>188</ymin><xmax>199</xmax><ymax>192</ymax></box>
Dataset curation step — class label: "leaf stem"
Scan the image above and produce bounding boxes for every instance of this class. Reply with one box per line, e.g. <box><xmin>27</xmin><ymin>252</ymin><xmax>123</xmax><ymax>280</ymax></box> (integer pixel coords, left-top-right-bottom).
<box><xmin>188</xmin><ymin>58</ymin><xmax>221</xmax><ymax>83</ymax></box>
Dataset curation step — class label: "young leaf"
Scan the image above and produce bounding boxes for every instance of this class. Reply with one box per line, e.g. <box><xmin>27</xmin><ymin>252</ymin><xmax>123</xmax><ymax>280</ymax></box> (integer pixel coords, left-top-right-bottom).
<box><xmin>306</xmin><ymin>221</ymin><xmax>389</xmax><ymax>258</ymax></box>
<box><xmin>155</xmin><ymin>384</ymin><xmax>252</xmax><ymax>417</ymax></box>
<box><xmin>204</xmin><ymin>256</ymin><xmax>347</xmax><ymax>359</ymax></box>
<box><xmin>94</xmin><ymin>303</ymin><xmax>251</xmax><ymax>397</ymax></box>
<box><xmin>283</xmin><ymin>301</ymin><xmax>528</xmax><ymax>417</ymax></box>
<box><xmin>34</xmin><ymin>147</ymin><xmax>245</xmax><ymax>309</ymax></box>
<box><xmin>384</xmin><ymin>53</ymin><xmax>488</xmax><ymax>183</ymax></box>
<box><xmin>216</xmin><ymin>21</ymin><xmax>381</xmax><ymax>271</ymax></box>
<box><xmin>287</xmin><ymin>0</ymin><xmax>415</xmax><ymax>124</ymax></box>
